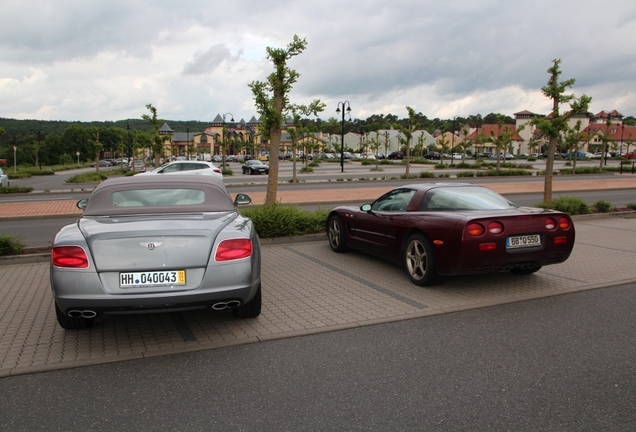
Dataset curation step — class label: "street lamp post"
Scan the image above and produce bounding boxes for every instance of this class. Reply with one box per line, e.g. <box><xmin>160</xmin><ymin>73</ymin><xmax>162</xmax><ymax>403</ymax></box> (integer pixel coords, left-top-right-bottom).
<box><xmin>127</xmin><ymin>123</ymin><xmax>132</xmax><ymax>170</ymax></box>
<box><xmin>336</xmin><ymin>101</ymin><xmax>351</xmax><ymax>173</ymax></box>
<box><xmin>451</xmin><ymin>117</ymin><xmax>456</xmax><ymax>164</ymax></box>
<box><xmin>221</xmin><ymin>113</ymin><xmax>234</xmax><ymax>167</ymax></box>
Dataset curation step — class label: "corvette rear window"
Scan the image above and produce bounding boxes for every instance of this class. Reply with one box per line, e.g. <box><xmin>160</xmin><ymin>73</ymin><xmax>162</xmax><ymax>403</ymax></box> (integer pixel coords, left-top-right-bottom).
<box><xmin>421</xmin><ymin>187</ymin><xmax>517</xmax><ymax>211</ymax></box>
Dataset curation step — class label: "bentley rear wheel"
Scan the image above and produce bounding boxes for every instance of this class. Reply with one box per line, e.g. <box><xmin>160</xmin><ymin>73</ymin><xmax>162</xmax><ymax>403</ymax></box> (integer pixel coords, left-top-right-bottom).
<box><xmin>232</xmin><ymin>284</ymin><xmax>262</xmax><ymax>319</ymax></box>
<box><xmin>404</xmin><ymin>233</ymin><xmax>438</xmax><ymax>286</ymax></box>
<box><xmin>327</xmin><ymin>215</ymin><xmax>349</xmax><ymax>252</ymax></box>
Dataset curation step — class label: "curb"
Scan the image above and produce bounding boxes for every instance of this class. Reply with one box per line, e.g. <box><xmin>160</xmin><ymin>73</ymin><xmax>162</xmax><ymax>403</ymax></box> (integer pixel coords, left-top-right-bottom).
<box><xmin>3</xmin><ymin>212</ymin><xmax>635</xmax><ymax>266</ymax></box>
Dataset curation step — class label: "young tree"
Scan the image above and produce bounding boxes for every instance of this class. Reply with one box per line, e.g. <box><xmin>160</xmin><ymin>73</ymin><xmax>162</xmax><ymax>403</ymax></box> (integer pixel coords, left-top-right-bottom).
<box><xmin>563</xmin><ymin>120</ymin><xmax>584</xmax><ymax>174</ymax></box>
<box><xmin>480</xmin><ymin>115</ymin><xmax>523</xmax><ymax>171</ymax></box>
<box><xmin>88</xmin><ymin>129</ymin><xmax>103</xmax><ymax>172</ymax></box>
<box><xmin>142</xmin><ymin>104</ymin><xmax>163</xmax><ymax>169</ymax></box>
<box><xmin>597</xmin><ymin>118</ymin><xmax>613</xmax><ymax>172</ymax></box>
<box><xmin>531</xmin><ymin>59</ymin><xmax>591</xmax><ymax>204</ymax></box>
<box><xmin>249</xmin><ymin>35</ymin><xmax>324</xmax><ymax>205</ymax></box>
<box><xmin>394</xmin><ymin>106</ymin><xmax>418</xmax><ymax>177</ymax></box>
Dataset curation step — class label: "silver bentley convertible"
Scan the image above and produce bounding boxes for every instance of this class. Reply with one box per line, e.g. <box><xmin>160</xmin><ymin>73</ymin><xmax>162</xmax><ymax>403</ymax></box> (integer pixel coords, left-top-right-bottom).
<box><xmin>50</xmin><ymin>175</ymin><xmax>261</xmax><ymax>329</ymax></box>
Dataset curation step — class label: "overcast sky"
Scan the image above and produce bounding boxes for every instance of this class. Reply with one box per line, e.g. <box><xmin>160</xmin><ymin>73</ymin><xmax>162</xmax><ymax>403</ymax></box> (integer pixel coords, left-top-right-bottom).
<box><xmin>2</xmin><ymin>0</ymin><xmax>635</xmax><ymax>124</ymax></box>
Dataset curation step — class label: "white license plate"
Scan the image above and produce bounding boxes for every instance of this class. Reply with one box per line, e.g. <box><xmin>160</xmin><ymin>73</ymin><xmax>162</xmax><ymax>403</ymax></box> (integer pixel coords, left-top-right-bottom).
<box><xmin>506</xmin><ymin>234</ymin><xmax>542</xmax><ymax>249</ymax></box>
<box><xmin>120</xmin><ymin>270</ymin><xmax>186</xmax><ymax>287</ymax></box>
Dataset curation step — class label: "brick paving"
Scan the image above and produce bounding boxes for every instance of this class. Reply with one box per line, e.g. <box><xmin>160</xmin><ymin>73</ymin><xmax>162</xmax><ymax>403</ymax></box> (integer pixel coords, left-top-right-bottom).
<box><xmin>1</xmin><ymin>215</ymin><xmax>635</xmax><ymax>377</ymax></box>
<box><xmin>1</xmin><ymin>176</ymin><xmax>636</xmax><ymax>377</ymax></box>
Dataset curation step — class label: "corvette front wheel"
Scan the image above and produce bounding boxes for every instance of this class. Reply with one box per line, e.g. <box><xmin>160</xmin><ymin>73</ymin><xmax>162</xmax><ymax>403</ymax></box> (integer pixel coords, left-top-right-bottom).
<box><xmin>327</xmin><ymin>215</ymin><xmax>349</xmax><ymax>252</ymax></box>
<box><xmin>404</xmin><ymin>233</ymin><xmax>438</xmax><ymax>286</ymax></box>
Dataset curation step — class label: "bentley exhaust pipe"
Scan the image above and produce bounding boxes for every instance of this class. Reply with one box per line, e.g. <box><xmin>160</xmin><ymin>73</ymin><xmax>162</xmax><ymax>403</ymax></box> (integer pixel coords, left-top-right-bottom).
<box><xmin>211</xmin><ymin>300</ymin><xmax>241</xmax><ymax>311</ymax></box>
<box><xmin>68</xmin><ymin>310</ymin><xmax>97</xmax><ymax>318</ymax></box>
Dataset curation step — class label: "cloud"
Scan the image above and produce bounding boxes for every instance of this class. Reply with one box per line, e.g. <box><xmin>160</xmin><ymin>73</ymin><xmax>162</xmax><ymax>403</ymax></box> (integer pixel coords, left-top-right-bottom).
<box><xmin>1</xmin><ymin>0</ymin><xmax>636</xmax><ymax>121</ymax></box>
<box><xmin>182</xmin><ymin>44</ymin><xmax>234</xmax><ymax>75</ymax></box>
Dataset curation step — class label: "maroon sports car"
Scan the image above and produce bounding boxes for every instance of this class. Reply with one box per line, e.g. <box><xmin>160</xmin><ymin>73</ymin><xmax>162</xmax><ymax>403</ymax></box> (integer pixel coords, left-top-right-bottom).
<box><xmin>326</xmin><ymin>183</ymin><xmax>575</xmax><ymax>286</ymax></box>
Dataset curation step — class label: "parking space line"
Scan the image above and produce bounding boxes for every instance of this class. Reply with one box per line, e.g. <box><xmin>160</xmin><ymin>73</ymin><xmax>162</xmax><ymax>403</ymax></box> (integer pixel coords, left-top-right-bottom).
<box><xmin>283</xmin><ymin>246</ymin><xmax>429</xmax><ymax>309</ymax></box>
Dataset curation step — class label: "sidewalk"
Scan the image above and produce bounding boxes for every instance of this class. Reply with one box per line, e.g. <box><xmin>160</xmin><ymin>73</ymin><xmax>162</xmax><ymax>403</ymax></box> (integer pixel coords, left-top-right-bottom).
<box><xmin>1</xmin><ymin>215</ymin><xmax>635</xmax><ymax>377</ymax></box>
<box><xmin>2</xmin><ymin>176</ymin><xmax>636</xmax><ymax>219</ymax></box>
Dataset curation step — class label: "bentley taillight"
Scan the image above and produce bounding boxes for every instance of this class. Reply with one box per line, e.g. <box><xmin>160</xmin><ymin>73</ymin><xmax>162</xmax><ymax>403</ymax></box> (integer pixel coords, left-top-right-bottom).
<box><xmin>215</xmin><ymin>239</ymin><xmax>252</xmax><ymax>261</ymax></box>
<box><xmin>51</xmin><ymin>246</ymin><xmax>89</xmax><ymax>268</ymax></box>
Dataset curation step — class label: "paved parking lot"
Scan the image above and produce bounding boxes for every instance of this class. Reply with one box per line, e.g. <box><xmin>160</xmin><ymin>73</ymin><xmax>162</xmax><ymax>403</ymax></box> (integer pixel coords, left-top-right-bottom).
<box><xmin>1</xmin><ymin>214</ymin><xmax>635</xmax><ymax>377</ymax></box>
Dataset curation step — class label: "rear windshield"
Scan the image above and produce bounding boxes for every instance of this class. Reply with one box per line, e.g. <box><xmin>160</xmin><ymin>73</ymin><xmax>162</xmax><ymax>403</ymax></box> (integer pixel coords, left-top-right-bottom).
<box><xmin>109</xmin><ymin>188</ymin><xmax>206</xmax><ymax>207</ymax></box>
<box><xmin>83</xmin><ymin>184</ymin><xmax>235</xmax><ymax>216</ymax></box>
<box><xmin>420</xmin><ymin>187</ymin><xmax>518</xmax><ymax>211</ymax></box>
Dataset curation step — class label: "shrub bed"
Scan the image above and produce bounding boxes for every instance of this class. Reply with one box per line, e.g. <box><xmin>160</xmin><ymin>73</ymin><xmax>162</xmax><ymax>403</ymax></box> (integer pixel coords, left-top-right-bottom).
<box><xmin>475</xmin><ymin>169</ymin><xmax>533</xmax><ymax>177</ymax></box>
<box><xmin>0</xmin><ymin>186</ymin><xmax>34</xmax><ymax>194</ymax></box>
<box><xmin>241</xmin><ymin>204</ymin><xmax>329</xmax><ymax>239</ymax></box>
<box><xmin>0</xmin><ymin>234</ymin><xmax>26</xmax><ymax>256</ymax></box>
<box><xmin>534</xmin><ymin>196</ymin><xmax>591</xmax><ymax>215</ymax></box>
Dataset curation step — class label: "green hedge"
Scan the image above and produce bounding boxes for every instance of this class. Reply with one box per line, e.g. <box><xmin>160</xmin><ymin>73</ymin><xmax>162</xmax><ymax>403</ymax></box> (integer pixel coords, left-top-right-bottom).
<box><xmin>241</xmin><ymin>204</ymin><xmax>330</xmax><ymax>239</ymax></box>
<box><xmin>0</xmin><ymin>186</ymin><xmax>34</xmax><ymax>194</ymax></box>
<box><xmin>475</xmin><ymin>169</ymin><xmax>533</xmax><ymax>177</ymax></box>
<box><xmin>0</xmin><ymin>234</ymin><xmax>26</xmax><ymax>255</ymax></box>
<box><xmin>534</xmin><ymin>197</ymin><xmax>591</xmax><ymax>215</ymax></box>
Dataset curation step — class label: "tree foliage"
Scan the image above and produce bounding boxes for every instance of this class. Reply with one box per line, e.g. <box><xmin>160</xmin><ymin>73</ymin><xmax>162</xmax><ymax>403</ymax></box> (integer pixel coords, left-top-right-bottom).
<box><xmin>531</xmin><ymin>59</ymin><xmax>591</xmax><ymax>204</ymax></box>
<box><xmin>249</xmin><ymin>35</ymin><xmax>324</xmax><ymax>205</ymax></box>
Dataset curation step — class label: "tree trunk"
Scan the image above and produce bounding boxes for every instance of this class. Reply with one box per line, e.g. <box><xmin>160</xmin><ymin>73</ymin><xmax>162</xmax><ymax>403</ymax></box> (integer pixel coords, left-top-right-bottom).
<box><xmin>543</xmin><ymin>137</ymin><xmax>557</xmax><ymax>204</ymax></box>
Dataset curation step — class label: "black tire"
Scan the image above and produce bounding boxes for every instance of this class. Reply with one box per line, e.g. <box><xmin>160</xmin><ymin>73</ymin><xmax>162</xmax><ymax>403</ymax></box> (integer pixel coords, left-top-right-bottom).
<box><xmin>511</xmin><ymin>265</ymin><xmax>542</xmax><ymax>275</ymax></box>
<box><xmin>327</xmin><ymin>215</ymin><xmax>349</xmax><ymax>252</ymax></box>
<box><xmin>54</xmin><ymin>302</ymin><xmax>95</xmax><ymax>330</ymax></box>
<box><xmin>232</xmin><ymin>284</ymin><xmax>262</xmax><ymax>319</ymax></box>
<box><xmin>250</xmin><ymin>169</ymin><xmax>255</xmax><ymax>175</ymax></box>
<box><xmin>404</xmin><ymin>233</ymin><xmax>438</xmax><ymax>286</ymax></box>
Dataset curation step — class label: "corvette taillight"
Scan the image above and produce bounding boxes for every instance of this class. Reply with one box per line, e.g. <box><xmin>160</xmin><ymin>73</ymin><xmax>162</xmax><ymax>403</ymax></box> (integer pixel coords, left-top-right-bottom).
<box><xmin>558</xmin><ymin>217</ymin><xmax>571</xmax><ymax>229</ymax></box>
<box><xmin>52</xmin><ymin>246</ymin><xmax>89</xmax><ymax>268</ymax></box>
<box><xmin>215</xmin><ymin>239</ymin><xmax>252</xmax><ymax>261</ymax></box>
<box><xmin>545</xmin><ymin>218</ymin><xmax>557</xmax><ymax>230</ymax></box>
<box><xmin>467</xmin><ymin>223</ymin><xmax>485</xmax><ymax>236</ymax></box>
<box><xmin>487</xmin><ymin>221</ymin><xmax>504</xmax><ymax>234</ymax></box>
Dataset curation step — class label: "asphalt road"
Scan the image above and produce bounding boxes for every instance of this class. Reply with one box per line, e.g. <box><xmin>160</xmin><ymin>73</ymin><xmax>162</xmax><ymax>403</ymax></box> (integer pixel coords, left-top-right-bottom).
<box><xmin>2</xmin><ymin>188</ymin><xmax>635</xmax><ymax>248</ymax></box>
<box><xmin>6</xmin><ymin>157</ymin><xmax>631</xmax><ymax>192</ymax></box>
<box><xmin>1</xmin><ymin>282</ymin><xmax>634</xmax><ymax>431</ymax></box>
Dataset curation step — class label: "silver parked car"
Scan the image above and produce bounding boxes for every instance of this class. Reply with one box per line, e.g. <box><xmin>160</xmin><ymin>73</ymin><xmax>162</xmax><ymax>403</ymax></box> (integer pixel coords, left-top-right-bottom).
<box><xmin>139</xmin><ymin>160</ymin><xmax>222</xmax><ymax>177</ymax></box>
<box><xmin>0</xmin><ymin>168</ymin><xmax>9</xmax><ymax>187</ymax></box>
<box><xmin>50</xmin><ymin>175</ymin><xmax>261</xmax><ymax>329</ymax></box>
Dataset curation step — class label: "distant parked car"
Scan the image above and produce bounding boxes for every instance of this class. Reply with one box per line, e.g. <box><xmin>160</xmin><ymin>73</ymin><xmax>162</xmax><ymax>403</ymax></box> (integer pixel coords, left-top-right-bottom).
<box><xmin>624</xmin><ymin>152</ymin><xmax>636</xmax><ymax>160</ymax></box>
<box><xmin>424</xmin><ymin>152</ymin><xmax>440</xmax><ymax>160</ymax></box>
<box><xmin>0</xmin><ymin>168</ymin><xmax>9</xmax><ymax>187</ymax></box>
<box><xmin>490</xmin><ymin>153</ymin><xmax>513</xmax><ymax>160</ymax></box>
<box><xmin>591</xmin><ymin>152</ymin><xmax>611</xmax><ymax>159</ymax></box>
<box><xmin>387</xmin><ymin>151</ymin><xmax>404</xmax><ymax>160</ymax></box>
<box><xmin>563</xmin><ymin>151</ymin><xmax>592</xmax><ymax>159</ymax></box>
<box><xmin>242</xmin><ymin>160</ymin><xmax>269</xmax><ymax>175</ymax></box>
<box><xmin>128</xmin><ymin>160</ymin><xmax>146</xmax><ymax>172</ymax></box>
<box><xmin>91</xmin><ymin>160</ymin><xmax>113</xmax><ymax>167</ymax></box>
<box><xmin>0</xmin><ymin>159</ymin><xmax>7</xmax><ymax>167</ymax></box>
<box><xmin>138</xmin><ymin>160</ymin><xmax>222</xmax><ymax>177</ymax></box>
